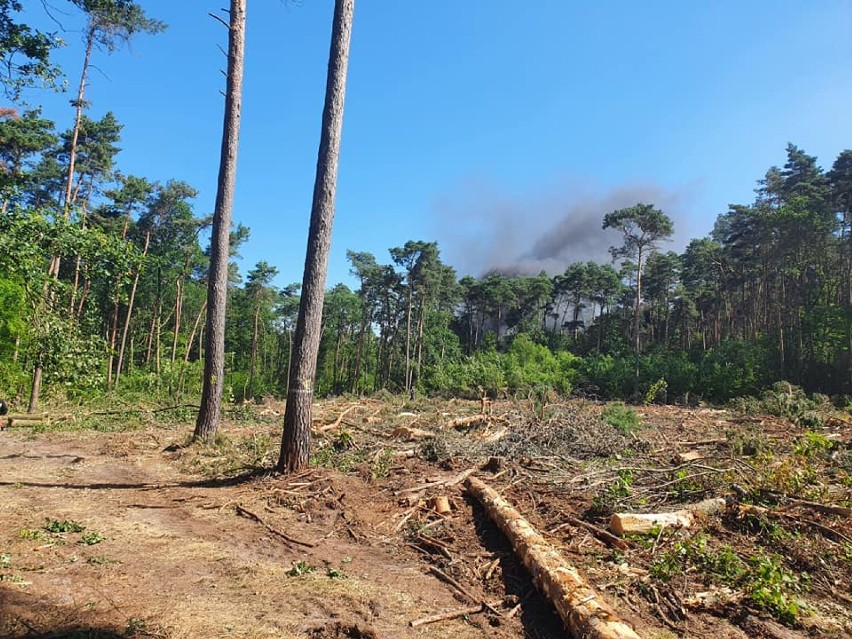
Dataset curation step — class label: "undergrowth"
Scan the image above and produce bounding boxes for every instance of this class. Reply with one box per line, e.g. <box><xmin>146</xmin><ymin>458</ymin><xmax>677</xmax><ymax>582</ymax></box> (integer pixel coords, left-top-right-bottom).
<box><xmin>651</xmin><ymin>533</ymin><xmax>808</xmax><ymax>624</ymax></box>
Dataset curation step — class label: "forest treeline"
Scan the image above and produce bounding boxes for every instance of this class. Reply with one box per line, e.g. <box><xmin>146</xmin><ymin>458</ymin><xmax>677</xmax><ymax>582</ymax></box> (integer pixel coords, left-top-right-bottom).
<box><xmin>1</xmin><ymin>3</ymin><xmax>851</xmax><ymax>409</ymax></box>
<box><xmin>1</xmin><ymin>107</ymin><xmax>850</xmax><ymax>406</ymax></box>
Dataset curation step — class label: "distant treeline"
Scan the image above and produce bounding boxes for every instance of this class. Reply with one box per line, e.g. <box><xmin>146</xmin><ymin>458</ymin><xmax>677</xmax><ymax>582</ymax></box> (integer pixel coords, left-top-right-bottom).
<box><xmin>1</xmin><ymin>105</ymin><xmax>848</xmax><ymax>407</ymax></box>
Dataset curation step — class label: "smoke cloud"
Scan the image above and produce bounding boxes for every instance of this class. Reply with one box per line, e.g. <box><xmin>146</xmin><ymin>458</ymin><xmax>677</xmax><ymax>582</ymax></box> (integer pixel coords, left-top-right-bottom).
<box><xmin>431</xmin><ymin>177</ymin><xmax>701</xmax><ymax>277</ymax></box>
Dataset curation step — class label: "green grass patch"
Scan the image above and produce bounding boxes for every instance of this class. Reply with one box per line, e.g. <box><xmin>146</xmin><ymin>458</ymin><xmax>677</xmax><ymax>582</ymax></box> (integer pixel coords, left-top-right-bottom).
<box><xmin>602</xmin><ymin>403</ymin><xmax>642</xmax><ymax>434</ymax></box>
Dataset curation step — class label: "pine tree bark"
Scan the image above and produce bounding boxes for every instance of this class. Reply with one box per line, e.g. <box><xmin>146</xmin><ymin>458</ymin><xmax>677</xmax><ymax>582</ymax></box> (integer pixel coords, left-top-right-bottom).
<box><xmin>194</xmin><ymin>0</ymin><xmax>247</xmax><ymax>441</ymax></box>
<box><xmin>277</xmin><ymin>0</ymin><xmax>355</xmax><ymax>473</ymax></box>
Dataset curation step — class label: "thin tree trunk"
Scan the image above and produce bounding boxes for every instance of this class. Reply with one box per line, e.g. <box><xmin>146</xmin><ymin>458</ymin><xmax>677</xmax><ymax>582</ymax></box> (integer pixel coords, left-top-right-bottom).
<box><xmin>107</xmin><ymin>216</ymin><xmax>133</xmax><ymax>387</ymax></box>
<box><xmin>115</xmin><ymin>231</ymin><xmax>150</xmax><ymax>387</ymax></box>
<box><xmin>194</xmin><ymin>0</ymin><xmax>247</xmax><ymax>441</ymax></box>
<box><xmin>278</xmin><ymin>0</ymin><xmax>354</xmax><ymax>473</ymax></box>
<box><xmin>414</xmin><ymin>298</ymin><xmax>425</xmax><ymax>394</ymax></box>
<box><xmin>27</xmin><ymin>365</ymin><xmax>42</xmax><ymax>414</ymax></box>
<box><xmin>47</xmin><ymin>27</ymin><xmax>95</xmax><ymax>282</ymax></box>
<box><xmin>404</xmin><ymin>286</ymin><xmax>412</xmax><ymax>393</ymax></box>
<box><xmin>171</xmin><ymin>276</ymin><xmax>184</xmax><ymax>363</ymax></box>
<box><xmin>184</xmin><ymin>301</ymin><xmax>207</xmax><ymax>363</ymax></box>
<box><xmin>144</xmin><ymin>300</ymin><xmax>157</xmax><ymax>364</ymax></box>
<box><xmin>248</xmin><ymin>304</ymin><xmax>260</xmax><ymax>399</ymax></box>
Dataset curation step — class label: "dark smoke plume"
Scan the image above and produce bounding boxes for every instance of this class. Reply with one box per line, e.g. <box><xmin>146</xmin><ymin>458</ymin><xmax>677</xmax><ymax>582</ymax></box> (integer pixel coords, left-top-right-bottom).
<box><xmin>432</xmin><ymin>177</ymin><xmax>700</xmax><ymax>277</ymax></box>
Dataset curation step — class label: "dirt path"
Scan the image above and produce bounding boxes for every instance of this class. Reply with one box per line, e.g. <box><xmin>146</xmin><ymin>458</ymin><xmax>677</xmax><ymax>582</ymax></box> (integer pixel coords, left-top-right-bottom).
<box><xmin>0</xmin><ymin>429</ymin><xmax>497</xmax><ymax>639</ymax></box>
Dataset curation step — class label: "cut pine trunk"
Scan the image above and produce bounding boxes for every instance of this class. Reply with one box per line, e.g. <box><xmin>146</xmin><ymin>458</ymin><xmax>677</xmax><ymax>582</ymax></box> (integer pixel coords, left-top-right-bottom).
<box><xmin>466</xmin><ymin>476</ymin><xmax>641</xmax><ymax>639</ymax></box>
<box><xmin>610</xmin><ymin>498</ymin><xmax>726</xmax><ymax>536</ymax></box>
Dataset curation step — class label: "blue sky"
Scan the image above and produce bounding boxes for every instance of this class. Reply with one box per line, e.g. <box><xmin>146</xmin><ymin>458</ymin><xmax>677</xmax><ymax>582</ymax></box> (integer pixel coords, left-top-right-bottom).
<box><xmin>20</xmin><ymin>0</ymin><xmax>852</xmax><ymax>287</ymax></box>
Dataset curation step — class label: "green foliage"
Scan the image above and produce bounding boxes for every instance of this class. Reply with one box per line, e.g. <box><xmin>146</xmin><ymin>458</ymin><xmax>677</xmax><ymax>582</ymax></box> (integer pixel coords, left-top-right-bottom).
<box><xmin>746</xmin><ymin>555</ymin><xmax>807</xmax><ymax>624</ymax></box>
<box><xmin>793</xmin><ymin>431</ymin><xmax>834</xmax><ymax>458</ymax></box>
<box><xmin>78</xmin><ymin>531</ymin><xmax>105</xmax><ymax>545</ymax></box>
<box><xmin>643</xmin><ymin>378</ymin><xmax>668</xmax><ymax>405</ymax></box>
<box><xmin>0</xmin><ymin>0</ymin><xmax>64</xmax><ymax>98</ymax></box>
<box><xmin>326</xmin><ymin>567</ymin><xmax>348</xmax><ymax>579</ymax></box>
<box><xmin>602</xmin><ymin>403</ymin><xmax>642</xmax><ymax>434</ymax></box>
<box><xmin>18</xmin><ymin>528</ymin><xmax>44</xmax><ymax>541</ymax></box>
<box><xmin>286</xmin><ymin>560</ymin><xmax>316</xmax><ymax>577</ymax></box>
<box><xmin>578</xmin><ymin>354</ymin><xmax>635</xmax><ymax>399</ymax></box>
<box><xmin>44</xmin><ymin>519</ymin><xmax>85</xmax><ymax>533</ymax></box>
<box><xmin>651</xmin><ymin>534</ymin><xmax>807</xmax><ymax>624</ymax></box>
<box><xmin>730</xmin><ymin>382</ymin><xmax>832</xmax><ymax>429</ymax></box>
<box><xmin>370</xmin><ymin>448</ymin><xmax>393</xmax><ymax>481</ymax></box>
<box><xmin>332</xmin><ymin>430</ymin><xmax>354</xmax><ymax>451</ymax></box>
<box><xmin>503</xmin><ymin>334</ymin><xmax>578</xmax><ymax>394</ymax></box>
<box><xmin>426</xmin><ymin>350</ymin><xmax>506</xmax><ymax>398</ymax></box>
<box><xmin>699</xmin><ymin>340</ymin><xmax>776</xmax><ymax>401</ymax></box>
<box><xmin>726</xmin><ymin>425</ymin><xmax>771</xmax><ymax>456</ymax></box>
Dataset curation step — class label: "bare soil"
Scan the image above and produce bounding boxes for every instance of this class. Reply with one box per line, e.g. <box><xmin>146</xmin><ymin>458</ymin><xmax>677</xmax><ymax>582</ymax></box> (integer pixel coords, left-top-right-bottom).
<box><xmin>1</xmin><ymin>398</ymin><xmax>850</xmax><ymax>639</ymax></box>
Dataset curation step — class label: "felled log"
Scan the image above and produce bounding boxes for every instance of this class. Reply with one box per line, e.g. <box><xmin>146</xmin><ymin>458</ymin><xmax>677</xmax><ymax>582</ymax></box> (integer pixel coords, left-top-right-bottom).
<box><xmin>2</xmin><ymin>412</ymin><xmax>65</xmax><ymax>429</ymax></box>
<box><xmin>675</xmin><ymin>451</ymin><xmax>702</xmax><ymax>463</ymax></box>
<box><xmin>444</xmin><ymin>414</ymin><xmax>490</xmax><ymax>430</ymax></box>
<box><xmin>735</xmin><ymin>612</ymin><xmax>807</xmax><ymax>639</ymax></box>
<box><xmin>466</xmin><ymin>476</ymin><xmax>641</xmax><ymax>639</ymax></box>
<box><xmin>610</xmin><ymin>498</ymin><xmax>726</xmax><ymax>536</ymax></box>
<box><xmin>391</xmin><ymin>425</ymin><xmax>434</xmax><ymax>440</ymax></box>
<box><xmin>429</xmin><ymin>495</ymin><xmax>452</xmax><ymax>515</ymax></box>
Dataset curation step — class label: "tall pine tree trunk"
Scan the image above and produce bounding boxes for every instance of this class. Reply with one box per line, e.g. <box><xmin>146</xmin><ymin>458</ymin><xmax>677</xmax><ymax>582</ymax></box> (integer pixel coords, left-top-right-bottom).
<box><xmin>278</xmin><ymin>0</ymin><xmax>355</xmax><ymax>473</ymax></box>
<box><xmin>194</xmin><ymin>0</ymin><xmax>247</xmax><ymax>441</ymax></box>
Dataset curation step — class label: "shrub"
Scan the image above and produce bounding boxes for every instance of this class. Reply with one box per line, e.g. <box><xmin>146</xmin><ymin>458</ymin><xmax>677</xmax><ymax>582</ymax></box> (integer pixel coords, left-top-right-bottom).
<box><xmin>602</xmin><ymin>403</ymin><xmax>642</xmax><ymax>434</ymax></box>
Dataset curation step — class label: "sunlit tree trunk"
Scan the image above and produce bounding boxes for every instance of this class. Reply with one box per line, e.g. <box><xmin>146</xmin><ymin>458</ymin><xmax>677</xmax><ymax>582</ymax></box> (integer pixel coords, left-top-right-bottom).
<box><xmin>278</xmin><ymin>0</ymin><xmax>355</xmax><ymax>472</ymax></box>
<box><xmin>194</xmin><ymin>0</ymin><xmax>247</xmax><ymax>441</ymax></box>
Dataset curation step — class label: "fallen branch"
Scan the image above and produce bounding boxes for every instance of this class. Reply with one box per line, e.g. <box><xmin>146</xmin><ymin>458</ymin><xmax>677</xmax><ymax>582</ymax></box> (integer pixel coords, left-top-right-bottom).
<box><xmin>397</xmin><ymin>468</ymin><xmax>476</xmax><ymax>495</ymax></box>
<box><xmin>317</xmin><ymin>404</ymin><xmax>360</xmax><ymax>433</ymax></box>
<box><xmin>735</xmin><ymin>503</ymin><xmax>852</xmax><ymax>545</ymax></box>
<box><xmin>235</xmin><ymin>505</ymin><xmax>316</xmax><ymax>548</ymax></box>
<box><xmin>466</xmin><ymin>476</ymin><xmax>641</xmax><ymax>639</ymax></box>
<box><xmin>427</xmin><ymin>565</ymin><xmax>502</xmax><ymax>616</ymax></box>
<box><xmin>776</xmin><ymin>499</ymin><xmax>851</xmax><ymax>519</ymax></box>
<box><xmin>89</xmin><ymin>404</ymin><xmax>199</xmax><ymax>416</ymax></box>
<box><xmin>551</xmin><ymin>515</ymin><xmax>630</xmax><ymax>551</ymax></box>
<box><xmin>393</xmin><ymin>503</ymin><xmax>421</xmax><ymax>532</ymax></box>
<box><xmin>410</xmin><ymin>604</ymin><xmax>487</xmax><ymax>627</ymax></box>
<box><xmin>611</xmin><ymin>498</ymin><xmax>726</xmax><ymax>536</ymax></box>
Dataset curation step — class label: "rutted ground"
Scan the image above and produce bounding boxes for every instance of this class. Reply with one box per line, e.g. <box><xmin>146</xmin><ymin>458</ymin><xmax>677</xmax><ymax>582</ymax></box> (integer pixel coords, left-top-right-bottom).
<box><xmin>1</xmin><ymin>396</ymin><xmax>850</xmax><ymax>639</ymax></box>
<box><xmin>0</xmin><ymin>429</ymin><xmax>493</xmax><ymax>639</ymax></box>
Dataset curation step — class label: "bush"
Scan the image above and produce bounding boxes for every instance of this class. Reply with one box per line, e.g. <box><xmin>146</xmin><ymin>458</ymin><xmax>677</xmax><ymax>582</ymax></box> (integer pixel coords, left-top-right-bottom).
<box><xmin>503</xmin><ymin>334</ymin><xmax>578</xmax><ymax>394</ymax></box>
<box><xmin>698</xmin><ymin>340</ymin><xmax>776</xmax><ymax>401</ymax></box>
<box><xmin>577</xmin><ymin>354</ymin><xmax>635</xmax><ymax>399</ymax></box>
<box><xmin>425</xmin><ymin>350</ymin><xmax>506</xmax><ymax>398</ymax></box>
<box><xmin>602</xmin><ymin>402</ymin><xmax>642</xmax><ymax>434</ymax></box>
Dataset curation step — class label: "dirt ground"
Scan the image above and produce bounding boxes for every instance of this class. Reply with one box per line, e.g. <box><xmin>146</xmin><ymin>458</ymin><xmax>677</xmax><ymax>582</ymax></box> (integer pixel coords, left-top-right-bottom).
<box><xmin>1</xmin><ymin>397</ymin><xmax>850</xmax><ymax>639</ymax></box>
